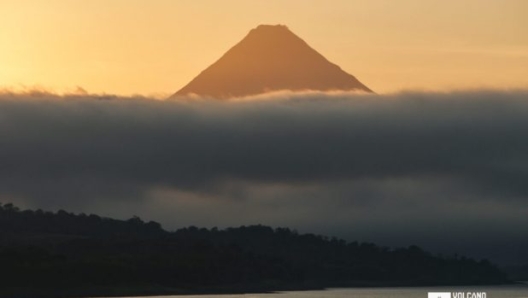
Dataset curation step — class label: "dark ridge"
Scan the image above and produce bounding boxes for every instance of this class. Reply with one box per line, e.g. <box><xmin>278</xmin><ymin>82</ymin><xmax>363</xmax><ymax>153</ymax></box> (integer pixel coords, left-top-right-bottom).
<box><xmin>0</xmin><ymin>203</ymin><xmax>510</xmax><ymax>297</ymax></box>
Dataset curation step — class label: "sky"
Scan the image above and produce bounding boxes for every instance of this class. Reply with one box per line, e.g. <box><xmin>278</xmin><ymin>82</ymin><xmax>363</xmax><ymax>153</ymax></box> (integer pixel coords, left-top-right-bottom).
<box><xmin>1</xmin><ymin>1</ymin><xmax>528</xmax><ymax>265</ymax></box>
<box><xmin>1</xmin><ymin>0</ymin><xmax>528</xmax><ymax>95</ymax></box>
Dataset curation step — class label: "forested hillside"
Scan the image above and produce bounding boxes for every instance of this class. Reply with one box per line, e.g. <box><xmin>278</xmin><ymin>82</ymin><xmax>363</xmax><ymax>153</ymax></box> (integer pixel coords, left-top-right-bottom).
<box><xmin>0</xmin><ymin>203</ymin><xmax>509</xmax><ymax>297</ymax></box>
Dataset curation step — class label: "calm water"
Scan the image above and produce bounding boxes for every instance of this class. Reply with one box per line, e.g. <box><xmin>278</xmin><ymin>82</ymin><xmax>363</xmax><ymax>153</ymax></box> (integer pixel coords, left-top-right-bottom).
<box><xmin>113</xmin><ymin>284</ymin><xmax>528</xmax><ymax>298</ymax></box>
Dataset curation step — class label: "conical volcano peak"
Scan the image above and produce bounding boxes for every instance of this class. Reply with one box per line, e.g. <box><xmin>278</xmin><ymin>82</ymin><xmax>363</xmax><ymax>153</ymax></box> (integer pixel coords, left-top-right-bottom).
<box><xmin>243</xmin><ymin>24</ymin><xmax>306</xmax><ymax>48</ymax></box>
<box><xmin>248</xmin><ymin>24</ymin><xmax>292</xmax><ymax>36</ymax></box>
<box><xmin>171</xmin><ymin>25</ymin><xmax>372</xmax><ymax>99</ymax></box>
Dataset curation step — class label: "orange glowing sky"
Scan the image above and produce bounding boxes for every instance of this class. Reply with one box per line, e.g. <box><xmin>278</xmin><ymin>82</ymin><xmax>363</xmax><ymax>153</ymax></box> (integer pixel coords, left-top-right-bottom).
<box><xmin>1</xmin><ymin>0</ymin><xmax>527</xmax><ymax>95</ymax></box>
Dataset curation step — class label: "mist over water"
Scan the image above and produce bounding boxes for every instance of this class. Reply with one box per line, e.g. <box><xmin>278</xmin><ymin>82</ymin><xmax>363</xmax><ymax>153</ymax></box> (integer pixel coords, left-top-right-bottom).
<box><xmin>108</xmin><ymin>285</ymin><xmax>528</xmax><ymax>298</ymax></box>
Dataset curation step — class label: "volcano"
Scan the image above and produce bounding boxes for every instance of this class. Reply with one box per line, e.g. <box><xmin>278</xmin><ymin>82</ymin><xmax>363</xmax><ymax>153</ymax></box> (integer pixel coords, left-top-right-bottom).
<box><xmin>170</xmin><ymin>25</ymin><xmax>372</xmax><ymax>99</ymax></box>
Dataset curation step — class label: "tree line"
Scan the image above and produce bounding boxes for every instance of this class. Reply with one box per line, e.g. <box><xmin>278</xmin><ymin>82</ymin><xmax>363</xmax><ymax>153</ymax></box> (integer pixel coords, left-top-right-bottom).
<box><xmin>0</xmin><ymin>203</ymin><xmax>509</xmax><ymax>296</ymax></box>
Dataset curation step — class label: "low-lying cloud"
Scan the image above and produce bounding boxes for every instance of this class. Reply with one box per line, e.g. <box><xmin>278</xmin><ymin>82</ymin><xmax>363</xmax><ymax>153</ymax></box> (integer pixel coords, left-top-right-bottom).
<box><xmin>1</xmin><ymin>89</ymin><xmax>528</xmax><ymax>264</ymax></box>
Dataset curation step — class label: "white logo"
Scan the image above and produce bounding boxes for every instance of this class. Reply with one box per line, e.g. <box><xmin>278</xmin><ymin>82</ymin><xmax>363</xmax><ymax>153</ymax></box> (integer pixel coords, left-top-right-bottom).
<box><xmin>428</xmin><ymin>293</ymin><xmax>450</xmax><ymax>298</ymax></box>
<box><xmin>428</xmin><ymin>292</ymin><xmax>487</xmax><ymax>298</ymax></box>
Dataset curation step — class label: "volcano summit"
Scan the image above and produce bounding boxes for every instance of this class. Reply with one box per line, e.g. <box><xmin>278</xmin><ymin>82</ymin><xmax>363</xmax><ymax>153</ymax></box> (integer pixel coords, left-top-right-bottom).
<box><xmin>171</xmin><ymin>25</ymin><xmax>372</xmax><ymax>99</ymax></box>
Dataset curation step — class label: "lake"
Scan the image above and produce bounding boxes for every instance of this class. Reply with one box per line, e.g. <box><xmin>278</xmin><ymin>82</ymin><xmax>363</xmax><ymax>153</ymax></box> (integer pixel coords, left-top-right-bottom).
<box><xmin>113</xmin><ymin>284</ymin><xmax>528</xmax><ymax>298</ymax></box>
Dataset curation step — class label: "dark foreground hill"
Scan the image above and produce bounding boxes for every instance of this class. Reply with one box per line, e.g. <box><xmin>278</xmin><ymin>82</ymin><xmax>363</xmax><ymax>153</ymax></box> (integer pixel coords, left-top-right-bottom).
<box><xmin>0</xmin><ymin>203</ymin><xmax>509</xmax><ymax>297</ymax></box>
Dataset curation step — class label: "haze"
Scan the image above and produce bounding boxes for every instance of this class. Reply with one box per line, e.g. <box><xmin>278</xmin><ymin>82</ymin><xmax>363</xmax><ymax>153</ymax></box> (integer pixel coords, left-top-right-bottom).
<box><xmin>1</xmin><ymin>0</ymin><xmax>528</xmax><ymax>95</ymax></box>
<box><xmin>2</xmin><ymin>89</ymin><xmax>528</xmax><ymax>265</ymax></box>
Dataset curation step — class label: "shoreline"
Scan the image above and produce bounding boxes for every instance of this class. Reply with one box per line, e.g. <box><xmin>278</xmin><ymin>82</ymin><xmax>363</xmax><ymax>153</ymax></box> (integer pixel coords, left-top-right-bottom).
<box><xmin>0</xmin><ymin>281</ymin><xmax>516</xmax><ymax>298</ymax></box>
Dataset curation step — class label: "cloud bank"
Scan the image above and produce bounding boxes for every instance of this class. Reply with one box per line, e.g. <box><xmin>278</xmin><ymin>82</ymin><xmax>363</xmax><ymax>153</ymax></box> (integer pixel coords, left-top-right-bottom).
<box><xmin>1</xmin><ymin>89</ymin><xmax>528</xmax><ymax>264</ymax></box>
